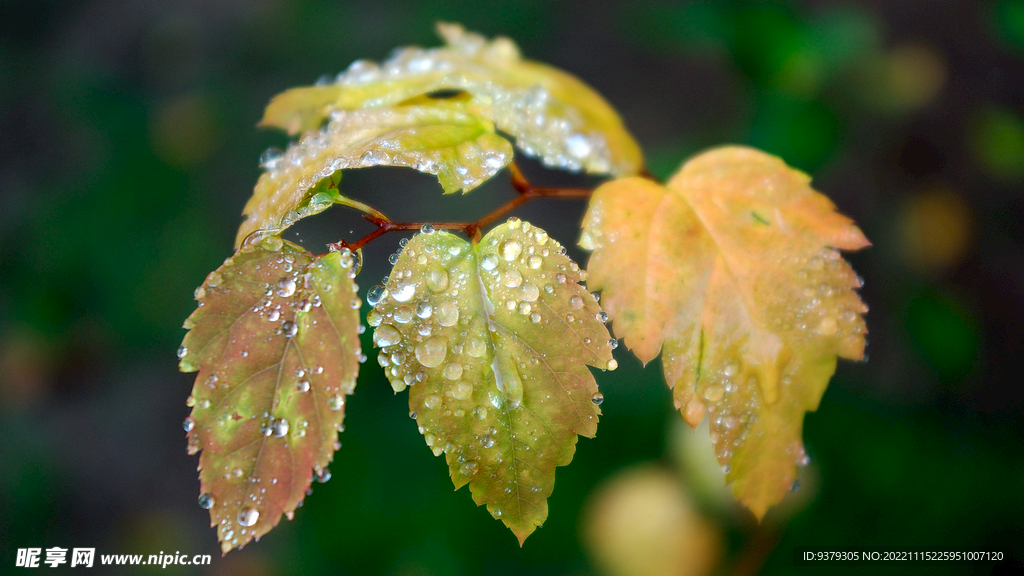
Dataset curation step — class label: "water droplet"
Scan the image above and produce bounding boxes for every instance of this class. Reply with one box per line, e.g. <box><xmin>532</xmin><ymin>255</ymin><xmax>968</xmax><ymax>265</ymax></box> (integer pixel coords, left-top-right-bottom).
<box><xmin>424</xmin><ymin>394</ymin><xmax>441</xmax><ymax>409</ymax></box>
<box><xmin>272</xmin><ymin>418</ymin><xmax>290</xmax><ymax>437</ymax></box>
<box><xmin>296</xmin><ymin>379</ymin><xmax>310</xmax><ymax>393</ymax></box>
<box><xmin>528</xmin><ymin>255</ymin><xmax>543</xmax><ymax>269</ymax></box>
<box><xmin>481</xmin><ymin>255</ymin><xmax>499</xmax><ymax>271</ymax></box>
<box><xmin>596</xmin><ymin>311</ymin><xmax>608</xmax><ymax>323</ymax></box>
<box><xmin>327</xmin><ymin>395</ymin><xmax>345</xmax><ymax>411</ymax></box>
<box><xmin>415</xmin><ymin>337</ymin><xmax>448</xmax><ymax>367</ymax></box>
<box><xmin>177</xmin><ymin>346</ymin><xmax>188</xmax><ymax>359</ymax></box>
<box><xmin>392</xmin><ymin>282</ymin><xmax>416</xmax><ymax>302</ymax></box>
<box><xmin>500</xmin><ymin>240</ymin><xmax>522</xmax><ymax>261</ymax></box>
<box><xmin>366</xmin><ymin>310</ymin><xmax>382</xmax><ymax>327</ymax></box>
<box><xmin>267</xmin><ymin>309</ymin><xmax>281</xmax><ymax>322</ymax></box>
<box><xmin>703</xmin><ymin>385</ymin><xmax>724</xmax><ymax>402</ymax></box>
<box><xmin>276</xmin><ymin>277</ymin><xmax>297</xmax><ymax>297</ymax></box>
<box><xmin>466</xmin><ymin>338</ymin><xmax>487</xmax><ymax>357</ymax></box>
<box><xmin>608</xmin><ymin>339</ymin><xmax>618</xmax><ymax>349</ymax></box>
<box><xmin>238</xmin><ymin>507</ymin><xmax>260</xmax><ymax>527</ymax></box>
<box><xmin>374</xmin><ymin>324</ymin><xmax>402</xmax><ymax>347</ymax></box>
<box><xmin>460</xmin><ymin>460</ymin><xmax>479</xmax><ymax>476</ymax></box>
<box><xmin>394</xmin><ymin>306</ymin><xmax>414</xmax><ymax>324</ymax></box>
<box><xmin>367</xmin><ymin>286</ymin><xmax>385</xmax><ymax>306</ymax></box>
<box><xmin>198</xmin><ymin>493</ymin><xmax>215</xmax><ymax>509</ymax></box>
<box><xmin>451</xmin><ymin>382</ymin><xmax>473</xmax><ymax>400</ymax></box>
<box><xmin>427</xmin><ymin>269</ymin><xmax>449</xmax><ymax>292</ymax></box>
<box><xmin>315</xmin><ymin>468</ymin><xmax>332</xmax><ymax>483</ymax></box>
<box><xmin>481</xmin><ymin>435</ymin><xmax>495</xmax><ymax>448</ymax></box>
<box><xmin>591</xmin><ymin>392</ymin><xmax>604</xmax><ymax>405</ymax></box>
<box><xmin>281</xmin><ymin>321</ymin><xmax>298</xmax><ymax>337</ymax></box>
<box><xmin>519</xmin><ymin>282</ymin><xmax>539</xmax><ymax>302</ymax></box>
<box><xmin>444</xmin><ymin>363</ymin><xmax>463</xmax><ymax>380</ymax></box>
<box><xmin>182</xmin><ymin>417</ymin><xmax>195</xmax><ymax>432</ymax></box>
<box><xmin>420</xmin><ymin>223</ymin><xmax>435</xmax><ymax>234</ymax></box>
<box><xmin>206</xmin><ymin>271</ymin><xmax>223</xmax><ymax>287</ymax></box>
<box><xmin>415</xmin><ymin>302</ymin><xmax>433</xmax><ymax>318</ymax></box>
<box><xmin>502</xmin><ymin>268</ymin><xmax>523</xmax><ymax>288</ymax></box>
<box><xmin>556</xmin><ymin>273</ymin><xmax>566</xmax><ymax>283</ymax></box>
<box><xmin>260</xmin><ymin>147</ymin><xmax>283</xmax><ymax>169</ymax></box>
<box><xmin>722</xmin><ymin>465</ymin><xmax>731</xmax><ymax>475</ymax></box>
<box><xmin>606</xmin><ymin>359</ymin><xmax>617</xmax><ymax>370</ymax></box>
<box><xmin>530</xmin><ymin>312</ymin><xmax>542</xmax><ymax>323</ymax></box>
<box><xmin>569</xmin><ymin>296</ymin><xmax>583</xmax><ymax>309</ymax></box>
<box><xmin>436</xmin><ymin>301</ymin><xmax>459</xmax><ymax>326</ymax></box>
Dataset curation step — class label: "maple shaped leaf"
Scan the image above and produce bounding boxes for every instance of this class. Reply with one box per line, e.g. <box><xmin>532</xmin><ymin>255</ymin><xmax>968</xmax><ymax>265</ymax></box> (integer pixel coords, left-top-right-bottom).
<box><xmin>367</xmin><ymin>221</ymin><xmax>615</xmax><ymax>544</ymax></box>
<box><xmin>581</xmin><ymin>146</ymin><xmax>869</xmax><ymax>518</ymax></box>
<box><xmin>178</xmin><ymin>238</ymin><xmax>362</xmax><ymax>552</ymax></box>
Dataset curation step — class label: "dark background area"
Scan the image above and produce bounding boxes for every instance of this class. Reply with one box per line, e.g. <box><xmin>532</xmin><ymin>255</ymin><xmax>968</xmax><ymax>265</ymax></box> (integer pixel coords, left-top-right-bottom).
<box><xmin>2</xmin><ymin>1</ymin><xmax>1023</xmax><ymax>575</ymax></box>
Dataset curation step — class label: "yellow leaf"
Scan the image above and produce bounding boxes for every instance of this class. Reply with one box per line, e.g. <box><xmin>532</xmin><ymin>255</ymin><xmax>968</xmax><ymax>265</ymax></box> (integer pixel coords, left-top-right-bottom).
<box><xmin>236</xmin><ymin>102</ymin><xmax>513</xmax><ymax>247</ymax></box>
<box><xmin>581</xmin><ymin>146</ymin><xmax>868</xmax><ymax>518</ymax></box>
<box><xmin>260</xmin><ymin>23</ymin><xmax>643</xmax><ymax>177</ymax></box>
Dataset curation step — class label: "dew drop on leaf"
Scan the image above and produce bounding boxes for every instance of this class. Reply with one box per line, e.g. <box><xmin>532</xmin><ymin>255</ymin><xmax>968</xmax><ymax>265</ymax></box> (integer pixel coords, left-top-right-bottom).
<box><xmin>591</xmin><ymin>392</ymin><xmax>604</xmax><ymax>405</ymax></box>
<box><xmin>177</xmin><ymin>346</ymin><xmax>189</xmax><ymax>359</ymax></box>
<box><xmin>569</xmin><ymin>296</ymin><xmax>583</xmax><ymax>310</ymax></box>
<box><xmin>367</xmin><ymin>286</ymin><xmax>385</xmax><ymax>306</ymax></box>
<box><xmin>703</xmin><ymin>385</ymin><xmax>724</xmax><ymax>402</ymax></box>
<box><xmin>182</xmin><ymin>417</ymin><xmax>195</xmax><ymax>432</ymax></box>
<box><xmin>502</xmin><ymin>268</ymin><xmax>523</xmax><ymax>288</ymax></box>
<box><xmin>436</xmin><ymin>301</ymin><xmax>459</xmax><ymax>327</ymax></box>
<box><xmin>392</xmin><ymin>282</ymin><xmax>416</xmax><ymax>302</ymax></box>
<box><xmin>416</xmin><ymin>302</ymin><xmax>433</xmax><ymax>318</ymax></box>
<box><xmin>451</xmin><ymin>382</ymin><xmax>473</xmax><ymax>400</ymax></box>
<box><xmin>315</xmin><ymin>468</ymin><xmax>332</xmax><ymax>483</ymax></box>
<box><xmin>415</xmin><ymin>337</ymin><xmax>448</xmax><ymax>367</ymax></box>
<box><xmin>281</xmin><ymin>321</ymin><xmax>298</xmax><ymax>337</ymax></box>
<box><xmin>238</xmin><ymin>507</ymin><xmax>260</xmax><ymax>527</ymax></box>
<box><xmin>327</xmin><ymin>395</ymin><xmax>345</xmax><ymax>411</ymax></box>
<box><xmin>500</xmin><ymin>240</ymin><xmax>523</xmax><ymax>261</ymax></box>
<box><xmin>272</xmin><ymin>418</ymin><xmax>290</xmax><ymax>437</ymax></box>
<box><xmin>198</xmin><ymin>493</ymin><xmax>215</xmax><ymax>509</ymax></box>
<box><xmin>519</xmin><ymin>282</ymin><xmax>540</xmax><ymax>302</ymax></box>
<box><xmin>276</xmin><ymin>278</ymin><xmax>297</xmax><ymax>297</ymax></box>
<box><xmin>427</xmin><ymin>269</ymin><xmax>449</xmax><ymax>292</ymax></box>
<box><xmin>444</xmin><ymin>363</ymin><xmax>464</xmax><ymax>380</ymax></box>
<box><xmin>374</xmin><ymin>324</ymin><xmax>402</xmax><ymax>347</ymax></box>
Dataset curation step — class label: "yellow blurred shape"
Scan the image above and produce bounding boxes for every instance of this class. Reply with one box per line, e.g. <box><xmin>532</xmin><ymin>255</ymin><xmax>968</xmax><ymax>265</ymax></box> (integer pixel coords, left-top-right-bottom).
<box><xmin>858</xmin><ymin>43</ymin><xmax>946</xmax><ymax>113</ymax></box>
<box><xmin>583</xmin><ymin>465</ymin><xmax>721</xmax><ymax>576</ymax></box>
<box><xmin>899</xmin><ymin>186</ymin><xmax>974</xmax><ymax>273</ymax></box>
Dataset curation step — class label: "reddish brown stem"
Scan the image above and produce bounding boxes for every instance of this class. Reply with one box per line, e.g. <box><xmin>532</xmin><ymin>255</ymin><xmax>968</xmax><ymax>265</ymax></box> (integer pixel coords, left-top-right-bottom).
<box><xmin>328</xmin><ymin>162</ymin><xmax>594</xmax><ymax>252</ymax></box>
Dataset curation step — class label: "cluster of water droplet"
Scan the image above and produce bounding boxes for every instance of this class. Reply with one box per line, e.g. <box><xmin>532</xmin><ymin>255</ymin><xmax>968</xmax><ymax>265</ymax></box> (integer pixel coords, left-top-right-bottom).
<box><xmin>776</xmin><ymin>247</ymin><xmax>867</xmax><ymax>353</ymax></box>
<box><xmin>182</xmin><ymin>242</ymin><xmax>365</xmax><ymax>552</ymax></box>
<box><xmin>366</xmin><ymin>219</ymin><xmax>616</xmax><ymax>518</ymax></box>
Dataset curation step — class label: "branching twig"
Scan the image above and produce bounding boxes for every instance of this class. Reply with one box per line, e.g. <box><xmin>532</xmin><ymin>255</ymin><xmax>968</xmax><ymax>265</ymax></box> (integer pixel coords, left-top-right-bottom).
<box><xmin>327</xmin><ymin>162</ymin><xmax>593</xmax><ymax>252</ymax></box>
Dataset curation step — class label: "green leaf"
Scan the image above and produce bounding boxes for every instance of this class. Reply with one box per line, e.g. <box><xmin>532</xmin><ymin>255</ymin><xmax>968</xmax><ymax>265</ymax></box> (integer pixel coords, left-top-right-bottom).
<box><xmin>261</xmin><ymin>23</ymin><xmax>643</xmax><ymax>177</ymax></box>
<box><xmin>366</xmin><ymin>220</ymin><xmax>616</xmax><ymax>544</ymax></box>
<box><xmin>580</xmin><ymin>146</ymin><xmax>869</xmax><ymax>518</ymax></box>
<box><xmin>236</xmin><ymin>101</ymin><xmax>513</xmax><ymax>247</ymax></box>
<box><xmin>178</xmin><ymin>239</ymin><xmax>362</xmax><ymax>553</ymax></box>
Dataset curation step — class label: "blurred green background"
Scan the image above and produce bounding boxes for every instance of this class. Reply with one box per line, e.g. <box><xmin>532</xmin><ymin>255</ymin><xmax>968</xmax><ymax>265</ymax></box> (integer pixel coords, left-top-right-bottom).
<box><xmin>2</xmin><ymin>1</ymin><xmax>1023</xmax><ymax>575</ymax></box>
